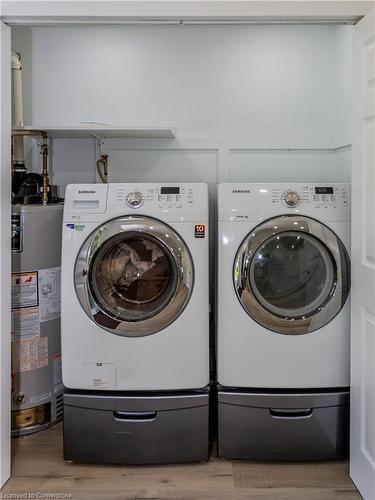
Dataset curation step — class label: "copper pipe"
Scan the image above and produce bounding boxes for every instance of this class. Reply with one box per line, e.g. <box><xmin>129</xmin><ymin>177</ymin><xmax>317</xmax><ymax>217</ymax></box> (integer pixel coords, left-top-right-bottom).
<box><xmin>41</xmin><ymin>136</ymin><xmax>49</xmax><ymax>206</ymax></box>
<box><xmin>11</xmin><ymin>130</ymin><xmax>50</xmax><ymax>203</ymax></box>
<box><xmin>96</xmin><ymin>154</ymin><xmax>109</xmax><ymax>183</ymax></box>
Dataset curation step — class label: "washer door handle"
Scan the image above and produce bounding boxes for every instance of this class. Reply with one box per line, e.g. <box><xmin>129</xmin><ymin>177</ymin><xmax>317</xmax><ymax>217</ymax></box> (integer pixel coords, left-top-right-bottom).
<box><xmin>113</xmin><ymin>410</ymin><xmax>157</xmax><ymax>421</ymax></box>
<box><xmin>269</xmin><ymin>408</ymin><xmax>313</xmax><ymax>419</ymax></box>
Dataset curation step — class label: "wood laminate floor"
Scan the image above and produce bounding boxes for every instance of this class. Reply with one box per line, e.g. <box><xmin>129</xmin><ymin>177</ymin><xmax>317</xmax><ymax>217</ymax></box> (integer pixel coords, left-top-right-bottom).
<box><xmin>2</xmin><ymin>423</ymin><xmax>361</xmax><ymax>500</ymax></box>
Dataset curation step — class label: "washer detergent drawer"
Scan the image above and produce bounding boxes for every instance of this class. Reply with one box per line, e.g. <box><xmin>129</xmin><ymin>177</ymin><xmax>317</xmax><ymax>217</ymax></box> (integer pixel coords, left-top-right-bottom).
<box><xmin>218</xmin><ymin>390</ymin><xmax>349</xmax><ymax>461</ymax></box>
<box><xmin>63</xmin><ymin>390</ymin><xmax>209</xmax><ymax>464</ymax></box>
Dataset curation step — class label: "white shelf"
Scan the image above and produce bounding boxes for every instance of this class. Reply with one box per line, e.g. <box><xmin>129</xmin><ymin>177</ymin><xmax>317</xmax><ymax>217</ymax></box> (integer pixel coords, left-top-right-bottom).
<box><xmin>12</xmin><ymin>126</ymin><xmax>176</xmax><ymax>139</ymax></box>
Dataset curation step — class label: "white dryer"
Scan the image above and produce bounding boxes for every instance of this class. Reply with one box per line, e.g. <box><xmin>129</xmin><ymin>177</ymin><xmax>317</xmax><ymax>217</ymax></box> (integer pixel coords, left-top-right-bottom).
<box><xmin>217</xmin><ymin>183</ymin><xmax>351</xmax><ymax>461</ymax></box>
<box><xmin>61</xmin><ymin>183</ymin><xmax>209</xmax><ymax>464</ymax></box>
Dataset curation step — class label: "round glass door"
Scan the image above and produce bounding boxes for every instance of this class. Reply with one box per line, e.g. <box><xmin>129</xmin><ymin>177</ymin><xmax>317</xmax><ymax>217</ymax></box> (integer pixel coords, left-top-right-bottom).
<box><xmin>250</xmin><ymin>232</ymin><xmax>335</xmax><ymax>318</ymax></box>
<box><xmin>75</xmin><ymin>216</ymin><xmax>194</xmax><ymax>337</ymax></box>
<box><xmin>89</xmin><ymin>234</ymin><xmax>179</xmax><ymax>322</ymax></box>
<box><xmin>234</xmin><ymin>215</ymin><xmax>350</xmax><ymax>335</ymax></box>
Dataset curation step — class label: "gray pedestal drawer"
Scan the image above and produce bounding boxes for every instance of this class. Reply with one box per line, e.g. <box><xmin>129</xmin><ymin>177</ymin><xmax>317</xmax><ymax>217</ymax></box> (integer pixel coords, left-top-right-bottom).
<box><xmin>218</xmin><ymin>389</ymin><xmax>349</xmax><ymax>461</ymax></box>
<box><xmin>64</xmin><ymin>390</ymin><xmax>209</xmax><ymax>464</ymax></box>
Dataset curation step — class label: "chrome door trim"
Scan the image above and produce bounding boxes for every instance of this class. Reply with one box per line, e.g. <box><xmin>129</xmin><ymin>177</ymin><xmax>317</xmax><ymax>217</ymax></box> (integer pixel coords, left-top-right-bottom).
<box><xmin>75</xmin><ymin>215</ymin><xmax>194</xmax><ymax>337</ymax></box>
<box><xmin>233</xmin><ymin>215</ymin><xmax>350</xmax><ymax>335</ymax></box>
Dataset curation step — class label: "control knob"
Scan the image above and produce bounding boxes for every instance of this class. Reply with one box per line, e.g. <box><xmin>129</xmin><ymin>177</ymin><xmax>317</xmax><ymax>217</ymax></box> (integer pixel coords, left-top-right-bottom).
<box><xmin>126</xmin><ymin>191</ymin><xmax>144</xmax><ymax>209</ymax></box>
<box><xmin>282</xmin><ymin>190</ymin><xmax>301</xmax><ymax>208</ymax></box>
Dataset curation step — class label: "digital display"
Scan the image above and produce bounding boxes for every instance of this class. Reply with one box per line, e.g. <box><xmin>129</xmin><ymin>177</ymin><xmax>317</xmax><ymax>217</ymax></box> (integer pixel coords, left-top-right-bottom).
<box><xmin>315</xmin><ymin>187</ymin><xmax>334</xmax><ymax>194</ymax></box>
<box><xmin>161</xmin><ymin>187</ymin><xmax>180</xmax><ymax>194</ymax></box>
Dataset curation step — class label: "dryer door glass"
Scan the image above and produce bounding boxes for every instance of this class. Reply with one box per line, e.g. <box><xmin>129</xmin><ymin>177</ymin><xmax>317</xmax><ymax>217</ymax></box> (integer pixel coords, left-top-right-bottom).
<box><xmin>75</xmin><ymin>216</ymin><xmax>194</xmax><ymax>337</ymax></box>
<box><xmin>233</xmin><ymin>215</ymin><xmax>350</xmax><ymax>335</ymax></box>
<box><xmin>249</xmin><ymin>232</ymin><xmax>335</xmax><ymax>318</ymax></box>
<box><xmin>89</xmin><ymin>234</ymin><xmax>178</xmax><ymax>323</ymax></box>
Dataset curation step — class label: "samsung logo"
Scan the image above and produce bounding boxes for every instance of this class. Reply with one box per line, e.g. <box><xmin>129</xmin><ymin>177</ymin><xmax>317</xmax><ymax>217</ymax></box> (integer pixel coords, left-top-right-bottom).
<box><xmin>232</xmin><ymin>189</ymin><xmax>251</xmax><ymax>194</ymax></box>
<box><xmin>78</xmin><ymin>190</ymin><xmax>96</xmax><ymax>194</ymax></box>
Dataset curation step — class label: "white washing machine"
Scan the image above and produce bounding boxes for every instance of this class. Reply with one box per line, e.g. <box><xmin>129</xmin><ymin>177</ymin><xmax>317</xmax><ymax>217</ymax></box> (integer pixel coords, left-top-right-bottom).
<box><xmin>61</xmin><ymin>183</ymin><xmax>209</xmax><ymax>464</ymax></box>
<box><xmin>217</xmin><ymin>183</ymin><xmax>351</xmax><ymax>461</ymax></box>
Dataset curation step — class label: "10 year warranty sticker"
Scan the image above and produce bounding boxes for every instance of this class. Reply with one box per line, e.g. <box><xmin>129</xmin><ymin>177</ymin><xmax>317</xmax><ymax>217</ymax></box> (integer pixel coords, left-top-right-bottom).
<box><xmin>194</xmin><ymin>224</ymin><xmax>206</xmax><ymax>238</ymax></box>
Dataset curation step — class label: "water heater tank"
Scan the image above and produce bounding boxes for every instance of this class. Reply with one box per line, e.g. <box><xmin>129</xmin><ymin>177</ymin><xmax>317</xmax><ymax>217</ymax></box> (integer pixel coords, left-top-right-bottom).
<box><xmin>11</xmin><ymin>204</ymin><xmax>64</xmax><ymax>435</ymax></box>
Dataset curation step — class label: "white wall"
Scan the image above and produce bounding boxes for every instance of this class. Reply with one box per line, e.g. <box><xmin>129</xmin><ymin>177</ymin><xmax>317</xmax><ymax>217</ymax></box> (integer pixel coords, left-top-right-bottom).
<box><xmin>10</xmin><ymin>24</ymin><xmax>352</xmax><ymax>193</ymax></box>
<box><xmin>334</xmin><ymin>26</ymin><xmax>352</xmax><ymax>148</ymax></box>
<box><xmin>31</xmin><ymin>25</ymin><xmax>337</xmax><ymax>142</ymax></box>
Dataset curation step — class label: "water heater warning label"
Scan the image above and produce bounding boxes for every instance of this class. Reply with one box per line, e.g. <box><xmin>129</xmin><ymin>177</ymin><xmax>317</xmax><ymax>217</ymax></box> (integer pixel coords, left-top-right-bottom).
<box><xmin>39</xmin><ymin>267</ymin><xmax>61</xmax><ymax>322</ymax></box>
<box><xmin>12</xmin><ymin>337</ymin><xmax>48</xmax><ymax>373</ymax></box>
<box><xmin>11</xmin><ymin>272</ymin><xmax>38</xmax><ymax>309</ymax></box>
<box><xmin>12</xmin><ymin>307</ymin><xmax>40</xmax><ymax>341</ymax></box>
<box><xmin>194</xmin><ymin>224</ymin><xmax>206</xmax><ymax>238</ymax></box>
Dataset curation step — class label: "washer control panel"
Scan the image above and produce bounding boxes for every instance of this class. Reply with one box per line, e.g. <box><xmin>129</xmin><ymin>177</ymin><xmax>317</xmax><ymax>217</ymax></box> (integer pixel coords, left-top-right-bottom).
<box><xmin>114</xmin><ymin>185</ymin><xmax>195</xmax><ymax>210</ymax></box>
<box><xmin>64</xmin><ymin>183</ymin><xmax>208</xmax><ymax>221</ymax></box>
<box><xmin>126</xmin><ymin>191</ymin><xmax>144</xmax><ymax>209</ymax></box>
<box><xmin>157</xmin><ymin>186</ymin><xmax>194</xmax><ymax>209</ymax></box>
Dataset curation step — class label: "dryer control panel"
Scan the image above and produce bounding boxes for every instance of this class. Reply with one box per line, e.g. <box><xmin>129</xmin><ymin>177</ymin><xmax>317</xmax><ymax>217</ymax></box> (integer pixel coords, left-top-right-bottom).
<box><xmin>218</xmin><ymin>183</ymin><xmax>351</xmax><ymax>222</ymax></box>
<box><xmin>275</xmin><ymin>185</ymin><xmax>349</xmax><ymax>209</ymax></box>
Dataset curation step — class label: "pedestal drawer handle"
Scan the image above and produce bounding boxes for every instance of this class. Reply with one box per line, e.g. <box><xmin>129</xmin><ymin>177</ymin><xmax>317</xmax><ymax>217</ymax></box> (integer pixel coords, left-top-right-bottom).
<box><xmin>113</xmin><ymin>411</ymin><xmax>157</xmax><ymax>421</ymax></box>
<box><xmin>270</xmin><ymin>408</ymin><xmax>313</xmax><ymax>419</ymax></box>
